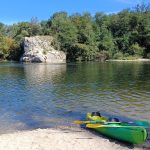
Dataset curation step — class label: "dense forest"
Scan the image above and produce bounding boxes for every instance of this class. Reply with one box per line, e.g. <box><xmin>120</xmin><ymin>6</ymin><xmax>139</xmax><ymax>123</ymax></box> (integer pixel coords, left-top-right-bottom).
<box><xmin>0</xmin><ymin>2</ymin><xmax>150</xmax><ymax>61</ymax></box>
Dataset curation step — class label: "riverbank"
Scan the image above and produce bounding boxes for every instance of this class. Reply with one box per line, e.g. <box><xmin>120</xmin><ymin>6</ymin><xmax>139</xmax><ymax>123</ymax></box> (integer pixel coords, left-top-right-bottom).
<box><xmin>1</xmin><ymin>58</ymin><xmax>150</xmax><ymax>63</ymax></box>
<box><xmin>106</xmin><ymin>59</ymin><xmax>150</xmax><ymax>62</ymax></box>
<box><xmin>0</xmin><ymin>126</ymin><xmax>145</xmax><ymax>150</ymax></box>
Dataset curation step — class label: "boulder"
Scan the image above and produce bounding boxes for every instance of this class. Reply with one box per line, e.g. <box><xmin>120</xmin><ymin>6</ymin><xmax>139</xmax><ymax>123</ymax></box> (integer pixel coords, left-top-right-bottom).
<box><xmin>20</xmin><ymin>36</ymin><xmax>66</xmax><ymax>63</ymax></box>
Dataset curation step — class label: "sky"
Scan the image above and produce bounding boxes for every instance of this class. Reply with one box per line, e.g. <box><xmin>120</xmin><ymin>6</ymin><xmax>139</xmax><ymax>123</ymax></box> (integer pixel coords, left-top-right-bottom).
<box><xmin>0</xmin><ymin>0</ymin><xmax>149</xmax><ymax>25</ymax></box>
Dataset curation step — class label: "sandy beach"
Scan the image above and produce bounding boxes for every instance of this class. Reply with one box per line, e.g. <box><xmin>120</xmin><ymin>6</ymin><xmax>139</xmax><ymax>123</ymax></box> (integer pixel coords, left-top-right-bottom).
<box><xmin>0</xmin><ymin>126</ymin><xmax>148</xmax><ymax>150</ymax></box>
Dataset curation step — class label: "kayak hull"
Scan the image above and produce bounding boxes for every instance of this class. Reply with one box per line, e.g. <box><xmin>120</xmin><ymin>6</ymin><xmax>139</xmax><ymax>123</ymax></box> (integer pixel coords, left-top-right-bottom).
<box><xmin>86</xmin><ymin>113</ymin><xmax>148</xmax><ymax>144</ymax></box>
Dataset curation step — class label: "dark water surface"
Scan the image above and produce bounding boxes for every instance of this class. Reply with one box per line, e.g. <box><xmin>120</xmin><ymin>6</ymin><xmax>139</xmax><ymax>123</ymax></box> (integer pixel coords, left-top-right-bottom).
<box><xmin>0</xmin><ymin>62</ymin><xmax>150</xmax><ymax>133</ymax></box>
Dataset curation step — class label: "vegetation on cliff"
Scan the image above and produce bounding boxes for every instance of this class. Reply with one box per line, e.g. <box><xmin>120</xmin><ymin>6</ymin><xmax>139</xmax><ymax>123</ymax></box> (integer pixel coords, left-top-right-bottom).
<box><xmin>0</xmin><ymin>2</ymin><xmax>150</xmax><ymax>61</ymax></box>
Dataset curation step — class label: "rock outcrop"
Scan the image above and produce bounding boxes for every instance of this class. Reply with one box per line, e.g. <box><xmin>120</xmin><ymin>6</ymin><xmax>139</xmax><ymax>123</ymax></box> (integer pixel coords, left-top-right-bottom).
<box><xmin>20</xmin><ymin>36</ymin><xmax>66</xmax><ymax>63</ymax></box>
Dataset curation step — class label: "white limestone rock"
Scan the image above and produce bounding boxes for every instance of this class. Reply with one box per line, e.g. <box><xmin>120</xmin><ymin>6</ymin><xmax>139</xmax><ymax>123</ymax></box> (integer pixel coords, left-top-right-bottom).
<box><xmin>20</xmin><ymin>36</ymin><xmax>66</xmax><ymax>63</ymax></box>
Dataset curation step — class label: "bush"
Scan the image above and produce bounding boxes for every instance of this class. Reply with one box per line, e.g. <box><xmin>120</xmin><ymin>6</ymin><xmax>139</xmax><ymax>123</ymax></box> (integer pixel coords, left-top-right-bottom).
<box><xmin>113</xmin><ymin>52</ymin><xmax>124</xmax><ymax>59</ymax></box>
<box><xmin>129</xmin><ymin>43</ymin><xmax>144</xmax><ymax>56</ymax></box>
<box><xmin>147</xmin><ymin>53</ymin><xmax>150</xmax><ymax>59</ymax></box>
<box><xmin>124</xmin><ymin>53</ymin><xmax>130</xmax><ymax>57</ymax></box>
<box><xmin>96</xmin><ymin>51</ymin><xmax>110</xmax><ymax>61</ymax></box>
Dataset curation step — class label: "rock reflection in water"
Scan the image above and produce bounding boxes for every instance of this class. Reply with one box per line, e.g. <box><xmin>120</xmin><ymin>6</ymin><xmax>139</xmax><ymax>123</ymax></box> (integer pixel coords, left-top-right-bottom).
<box><xmin>23</xmin><ymin>63</ymin><xmax>66</xmax><ymax>84</ymax></box>
<box><xmin>0</xmin><ymin>63</ymin><xmax>67</xmax><ymax>133</ymax></box>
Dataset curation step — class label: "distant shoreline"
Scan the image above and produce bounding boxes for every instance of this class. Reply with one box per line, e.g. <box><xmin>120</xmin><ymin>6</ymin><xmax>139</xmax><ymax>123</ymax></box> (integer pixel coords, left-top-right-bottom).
<box><xmin>0</xmin><ymin>58</ymin><xmax>150</xmax><ymax>63</ymax></box>
<box><xmin>106</xmin><ymin>59</ymin><xmax>150</xmax><ymax>62</ymax></box>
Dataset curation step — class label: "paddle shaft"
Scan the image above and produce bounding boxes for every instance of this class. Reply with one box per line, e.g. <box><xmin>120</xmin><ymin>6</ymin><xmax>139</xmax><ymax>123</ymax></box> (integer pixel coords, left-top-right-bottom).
<box><xmin>74</xmin><ymin>120</ymin><xmax>122</xmax><ymax>124</ymax></box>
<box><xmin>74</xmin><ymin>120</ymin><xmax>145</xmax><ymax>126</ymax></box>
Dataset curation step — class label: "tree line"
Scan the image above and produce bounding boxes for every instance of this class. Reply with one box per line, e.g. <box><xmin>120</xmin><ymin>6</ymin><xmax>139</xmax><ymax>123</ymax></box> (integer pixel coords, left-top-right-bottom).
<box><xmin>0</xmin><ymin>2</ymin><xmax>150</xmax><ymax>61</ymax></box>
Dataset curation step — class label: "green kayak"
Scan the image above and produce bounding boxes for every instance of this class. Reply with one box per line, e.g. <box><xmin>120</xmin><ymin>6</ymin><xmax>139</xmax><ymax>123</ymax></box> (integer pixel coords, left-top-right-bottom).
<box><xmin>86</xmin><ymin>113</ymin><xmax>148</xmax><ymax>144</ymax></box>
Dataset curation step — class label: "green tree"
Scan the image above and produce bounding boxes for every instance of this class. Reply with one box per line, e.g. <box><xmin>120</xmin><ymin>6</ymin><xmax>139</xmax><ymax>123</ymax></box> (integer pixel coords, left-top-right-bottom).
<box><xmin>50</xmin><ymin>12</ymin><xmax>78</xmax><ymax>60</ymax></box>
<box><xmin>0</xmin><ymin>2</ymin><xmax>150</xmax><ymax>61</ymax></box>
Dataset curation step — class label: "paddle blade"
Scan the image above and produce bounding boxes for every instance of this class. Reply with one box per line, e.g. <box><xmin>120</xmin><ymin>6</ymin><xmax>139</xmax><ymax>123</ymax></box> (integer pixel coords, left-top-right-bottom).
<box><xmin>74</xmin><ymin>120</ymin><xmax>97</xmax><ymax>124</ymax></box>
<box><xmin>74</xmin><ymin>120</ymin><xmax>87</xmax><ymax>124</ymax></box>
<box><xmin>86</xmin><ymin>124</ymin><xmax>104</xmax><ymax>128</ymax></box>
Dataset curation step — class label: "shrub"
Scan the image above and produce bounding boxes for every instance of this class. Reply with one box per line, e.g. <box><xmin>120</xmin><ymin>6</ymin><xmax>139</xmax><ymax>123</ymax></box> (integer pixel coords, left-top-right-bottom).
<box><xmin>96</xmin><ymin>51</ymin><xmax>110</xmax><ymax>61</ymax></box>
<box><xmin>113</xmin><ymin>52</ymin><xmax>124</xmax><ymax>59</ymax></box>
<box><xmin>147</xmin><ymin>53</ymin><xmax>150</xmax><ymax>59</ymax></box>
<box><xmin>129</xmin><ymin>43</ymin><xmax>144</xmax><ymax>56</ymax></box>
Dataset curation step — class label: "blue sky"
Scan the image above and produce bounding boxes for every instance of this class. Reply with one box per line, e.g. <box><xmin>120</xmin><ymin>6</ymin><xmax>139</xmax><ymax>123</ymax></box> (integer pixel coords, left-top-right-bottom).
<box><xmin>0</xmin><ymin>0</ymin><xmax>149</xmax><ymax>24</ymax></box>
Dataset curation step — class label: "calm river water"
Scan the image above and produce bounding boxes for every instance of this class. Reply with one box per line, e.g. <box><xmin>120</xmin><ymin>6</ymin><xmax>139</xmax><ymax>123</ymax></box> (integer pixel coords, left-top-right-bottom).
<box><xmin>0</xmin><ymin>62</ymin><xmax>150</xmax><ymax>133</ymax></box>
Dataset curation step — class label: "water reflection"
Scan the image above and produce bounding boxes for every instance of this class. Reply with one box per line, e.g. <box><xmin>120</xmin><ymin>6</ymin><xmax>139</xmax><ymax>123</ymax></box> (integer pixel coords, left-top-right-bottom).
<box><xmin>0</xmin><ymin>63</ymin><xmax>67</xmax><ymax>133</ymax></box>
<box><xmin>51</xmin><ymin>62</ymin><xmax>150</xmax><ymax>121</ymax></box>
<box><xmin>23</xmin><ymin>63</ymin><xmax>66</xmax><ymax>84</ymax></box>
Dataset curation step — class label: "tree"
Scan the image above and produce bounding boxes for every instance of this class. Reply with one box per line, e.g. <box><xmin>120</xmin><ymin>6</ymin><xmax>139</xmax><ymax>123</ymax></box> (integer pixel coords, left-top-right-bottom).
<box><xmin>134</xmin><ymin>2</ymin><xmax>150</xmax><ymax>12</ymax></box>
<box><xmin>1</xmin><ymin>2</ymin><xmax>150</xmax><ymax>61</ymax></box>
<box><xmin>49</xmin><ymin>12</ymin><xmax>78</xmax><ymax>60</ymax></box>
<box><xmin>0</xmin><ymin>34</ymin><xmax>19</xmax><ymax>60</ymax></box>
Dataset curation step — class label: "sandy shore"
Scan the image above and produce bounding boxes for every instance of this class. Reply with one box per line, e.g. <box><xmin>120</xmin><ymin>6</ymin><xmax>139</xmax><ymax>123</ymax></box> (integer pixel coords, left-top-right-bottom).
<box><xmin>0</xmin><ymin>126</ymin><xmax>147</xmax><ymax>150</ymax></box>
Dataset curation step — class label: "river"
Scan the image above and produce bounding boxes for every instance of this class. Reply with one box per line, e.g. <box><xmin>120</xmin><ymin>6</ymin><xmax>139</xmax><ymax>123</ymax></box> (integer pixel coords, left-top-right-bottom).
<box><xmin>0</xmin><ymin>62</ymin><xmax>149</xmax><ymax>133</ymax></box>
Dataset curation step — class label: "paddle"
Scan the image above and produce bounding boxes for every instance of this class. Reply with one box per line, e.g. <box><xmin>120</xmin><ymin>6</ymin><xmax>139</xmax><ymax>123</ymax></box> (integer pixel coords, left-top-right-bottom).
<box><xmin>74</xmin><ymin>120</ymin><xmax>150</xmax><ymax>127</ymax></box>
<box><xmin>74</xmin><ymin>120</ymin><xmax>121</xmax><ymax>125</ymax></box>
<box><xmin>86</xmin><ymin>124</ymin><xmax>150</xmax><ymax>129</ymax></box>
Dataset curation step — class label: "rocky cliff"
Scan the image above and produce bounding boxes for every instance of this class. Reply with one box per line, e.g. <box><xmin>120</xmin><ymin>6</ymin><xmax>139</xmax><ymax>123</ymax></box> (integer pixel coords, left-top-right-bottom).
<box><xmin>20</xmin><ymin>36</ymin><xmax>66</xmax><ymax>63</ymax></box>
